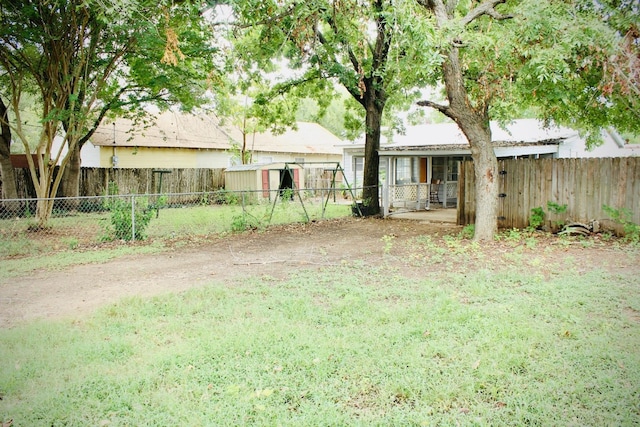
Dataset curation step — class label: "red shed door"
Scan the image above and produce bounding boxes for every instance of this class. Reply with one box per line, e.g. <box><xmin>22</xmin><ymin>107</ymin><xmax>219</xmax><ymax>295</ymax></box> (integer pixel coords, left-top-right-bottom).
<box><xmin>261</xmin><ymin>169</ymin><xmax>270</xmax><ymax>198</ymax></box>
<box><xmin>293</xmin><ymin>168</ymin><xmax>300</xmax><ymax>189</ymax></box>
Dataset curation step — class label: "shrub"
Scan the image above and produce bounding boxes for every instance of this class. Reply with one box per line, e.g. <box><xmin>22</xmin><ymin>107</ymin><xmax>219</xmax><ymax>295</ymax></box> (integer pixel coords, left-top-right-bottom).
<box><xmin>213</xmin><ymin>189</ymin><xmax>240</xmax><ymax>205</ymax></box>
<box><xmin>529</xmin><ymin>206</ymin><xmax>546</xmax><ymax>230</ymax></box>
<box><xmin>105</xmin><ymin>197</ymin><xmax>156</xmax><ymax>241</ymax></box>
<box><xmin>603</xmin><ymin>205</ymin><xmax>640</xmax><ymax>243</ymax></box>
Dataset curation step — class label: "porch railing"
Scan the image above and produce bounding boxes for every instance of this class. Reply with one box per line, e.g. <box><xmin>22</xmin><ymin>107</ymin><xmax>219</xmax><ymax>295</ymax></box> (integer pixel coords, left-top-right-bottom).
<box><xmin>386</xmin><ymin>181</ymin><xmax>458</xmax><ymax>212</ymax></box>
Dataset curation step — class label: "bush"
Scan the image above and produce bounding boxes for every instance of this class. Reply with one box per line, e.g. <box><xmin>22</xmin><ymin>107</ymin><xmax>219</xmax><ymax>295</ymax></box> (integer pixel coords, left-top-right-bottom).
<box><xmin>212</xmin><ymin>189</ymin><xmax>240</xmax><ymax>205</ymax></box>
<box><xmin>105</xmin><ymin>197</ymin><xmax>156</xmax><ymax>241</ymax></box>
<box><xmin>529</xmin><ymin>206</ymin><xmax>545</xmax><ymax>230</ymax></box>
<box><xmin>603</xmin><ymin>205</ymin><xmax>640</xmax><ymax>243</ymax></box>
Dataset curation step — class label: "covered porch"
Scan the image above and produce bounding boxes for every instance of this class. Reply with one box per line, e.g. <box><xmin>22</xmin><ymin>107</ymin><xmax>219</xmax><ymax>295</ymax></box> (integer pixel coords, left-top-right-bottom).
<box><xmin>380</xmin><ymin>154</ymin><xmax>467</xmax><ymax>215</ymax></box>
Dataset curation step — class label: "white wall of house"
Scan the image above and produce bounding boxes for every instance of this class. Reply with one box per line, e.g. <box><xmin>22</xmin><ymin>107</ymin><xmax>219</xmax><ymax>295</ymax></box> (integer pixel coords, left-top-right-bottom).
<box><xmin>556</xmin><ymin>131</ymin><xmax>640</xmax><ymax>158</ymax></box>
<box><xmin>76</xmin><ymin>143</ymin><xmax>343</xmax><ymax>169</ymax></box>
<box><xmin>341</xmin><ymin>147</ymin><xmax>363</xmax><ymax>189</ymax></box>
<box><xmin>80</xmin><ymin>142</ymin><xmax>101</xmax><ymax>167</ymax></box>
<box><xmin>49</xmin><ymin>137</ymin><xmax>102</xmax><ymax>167</ymax></box>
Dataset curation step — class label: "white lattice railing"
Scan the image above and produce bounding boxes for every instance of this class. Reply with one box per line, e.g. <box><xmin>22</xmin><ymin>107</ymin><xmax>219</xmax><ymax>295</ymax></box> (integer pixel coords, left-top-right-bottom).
<box><xmin>444</xmin><ymin>182</ymin><xmax>457</xmax><ymax>207</ymax></box>
<box><xmin>389</xmin><ymin>183</ymin><xmax>430</xmax><ymax>209</ymax></box>
<box><xmin>388</xmin><ymin>181</ymin><xmax>458</xmax><ymax>210</ymax></box>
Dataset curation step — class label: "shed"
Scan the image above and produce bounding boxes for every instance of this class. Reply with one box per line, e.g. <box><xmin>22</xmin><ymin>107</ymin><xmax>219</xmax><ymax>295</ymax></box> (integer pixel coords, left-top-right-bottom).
<box><xmin>224</xmin><ymin>162</ymin><xmax>304</xmax><ymax>200</ymax></box>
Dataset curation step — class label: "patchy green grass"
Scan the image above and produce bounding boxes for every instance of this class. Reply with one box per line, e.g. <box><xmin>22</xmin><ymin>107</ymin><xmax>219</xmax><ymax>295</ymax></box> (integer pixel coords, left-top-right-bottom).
<box><xmin>0</xmin><ymin>202</ymin><xmax>351</xmax><ymax>276</ymax></box>
<box><xmin>0</xmin><ymin>244</ymin><xmax>167</xmax><ymax>279</ymax></box>
<box><xmin>0</xmin><ymin>202</ymin><xmax>351</xmax><ymax>258</ymax></box>
<box><xmin>148</xmin><ymin>201</ymin><xmax>350</xmax><ymax>237</ymax></box>
<box><xmin>1</xmin><ymin>260</ymin><xmax>638</xmax><ymax>426</ymax></box>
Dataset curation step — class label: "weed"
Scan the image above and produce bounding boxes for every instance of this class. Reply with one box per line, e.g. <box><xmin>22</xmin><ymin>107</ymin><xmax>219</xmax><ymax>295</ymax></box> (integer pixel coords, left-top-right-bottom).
<box><xmin>547</xmin><ymin>201</ymin><xmax>568</xmax><ymax>229</ymax></box>
<box><xmin>500</xmin><ymin>227</ymin><xmax>524</xmax><ymax>244</ymax></box>
<box><xmin>601</xmin><ymin>231</ymin><xmax>614</xmax><ymax>241</ymax></box>
<box><xmin>212</xmin><ymin>189</ymin><xmax>239</xmax><ymax>205</ymax></box>
<box><xmin>231</xmin><ymin>213</ymin><xmax>263</xmax><ymax>232</ymax></box>
<box><xmin>529</xmin><ymin>206</ymin><xmax>545</xmax><ymax>230</ymax></box>
<box><xmin>458</xmin><ymin>224</ymin><xmax>475</xmax><ymax>239</ymax></box>
<box><xmin>381</xmin><ymin>234</ymin><xmax>395</xmax><ymax>254</ymax></box>
<box><xmin>603</xmin><ymin>205</ymin><xmax>640</xmax><ymax>243</ymax></box>
<box><xmin>280</xmin><ymin>188</ymin><xmax>294</xmax><ymax>202</ymax></box>
<box><xmin>63</xmin><ymin>237</ymin><xmax>79</xmax><ymax>250</ymax></box>
<box><xmin>104</xmin><ymin>197</ymin><xmax>156</xmax><ymax>241</ymax></box>
<box><xmin>547</xmin><ymin>201</ymin><xmax>567</xmax><ymax>215</ymax></box>
<box><xmin>443</xmin><ymin>234</ymin><xmax>469</xmax><ymax>254</ymax></box>
<box><xmin>524</xmin><ymin>236</ymin><xmax>538</xmax><ymax>249</ymax></box>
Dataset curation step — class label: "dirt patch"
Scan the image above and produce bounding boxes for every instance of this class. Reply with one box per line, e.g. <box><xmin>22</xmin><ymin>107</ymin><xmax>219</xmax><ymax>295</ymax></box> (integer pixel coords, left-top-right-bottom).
<box><xmin>0</xmin><ymin>217</ymin><xmax>638</xmax><ymax>328</ymax></box>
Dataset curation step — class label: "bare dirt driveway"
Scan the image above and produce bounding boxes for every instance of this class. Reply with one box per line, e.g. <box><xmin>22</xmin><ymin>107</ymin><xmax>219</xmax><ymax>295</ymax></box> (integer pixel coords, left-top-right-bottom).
<box><xmin>0</xmin><ymin>217</ymin><xmax>457</xmax><ymax>327</ymax></box>
<box><xmin>1</xmin><ymin>216</ymin><xmax>638</xmax><ymax>328</ymax></box>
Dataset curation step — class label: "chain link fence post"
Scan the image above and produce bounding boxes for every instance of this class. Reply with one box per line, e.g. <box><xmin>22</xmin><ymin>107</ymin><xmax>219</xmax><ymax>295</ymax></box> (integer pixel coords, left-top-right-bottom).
<box><xmin>131</xmin><ymin>195</ymin><xmax>136</xmax><ymax>242</ymax></box>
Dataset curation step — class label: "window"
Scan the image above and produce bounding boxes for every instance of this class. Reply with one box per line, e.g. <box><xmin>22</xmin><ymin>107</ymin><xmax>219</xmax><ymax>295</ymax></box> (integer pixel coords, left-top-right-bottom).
<box><xmin>259</xmin><ymin>156</ymin><xmax>273</xmax><ymax>164</ymax></box>
<box><xmin>432</xmin><ymin>156</ymin><xmax>462</xmax><ymax>182</ymax></box>
<box><xmin>432</xmin><ymin>157</ymin><xmax>445</xmax><ymax>182</ymax></box>
<box><xmin>395</xmin><ymin>157</ymin><xmax>419</xmax><ymax>184</ymax></box>
<box><xmin>353</xmin><ymin>157</ymin><xmax>364</xmax><ymax>188</ymax></box>
<box><xmin>447</xmin><ymin>157</ymin><xmax>462</xmax><ymax>182</ymax></box>
<box><xmin>294</xmin><ymin>157</ymin><xmax>305</xmax><ymax>164</ymax></box>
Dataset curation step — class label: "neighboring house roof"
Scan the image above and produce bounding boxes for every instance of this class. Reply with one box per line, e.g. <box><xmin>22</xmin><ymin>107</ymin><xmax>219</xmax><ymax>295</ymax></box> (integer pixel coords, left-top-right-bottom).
<box><xmin>248</xmin><ymin>122</ymin><xmax>343</xmax><ymax>155</ymax></box>
<box><xmin>91</xmin><ymin>112</ymin><xmax>235</xmax><ymax>149</ymax></box>
<box><xmin>342</xmin><ymin>119</ymin><xmax>639</xmax><ymax>158</ymax></box>
<box><xmin>89</xmin><ymin>111</ymin><xmax>342</xmax><ymax>155</ymax></box>
<box><xmin>343</xmin><ymin>119</ymin><xmax>571</xmax><ymax>156</ymax></box>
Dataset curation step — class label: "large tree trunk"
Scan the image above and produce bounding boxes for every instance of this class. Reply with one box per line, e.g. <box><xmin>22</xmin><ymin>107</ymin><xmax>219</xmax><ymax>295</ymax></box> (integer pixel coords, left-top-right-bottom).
<box><xmin>0</xmin><ymin>155</ymin><xmax>17</xmax><ymax>199</ymax></box>
<box><xmin>61</xmin><ymin>142</ymin><xmax>81</xmax><ymax>198</ymax></box>
<box><xmin>0</xmin><ymin>97</ymin><xmax>20</xmax><ymax>217</ymax></box>
<box><xmin>0</xmin><ymin>98</ymin><xmax>18</xmax><ymax>201</ymax></box>
<box><xmin>0</xmin><ymin>155</ymin><xmax>21</xmax><ymax>217</ymax></box>
<box><xmin>362</xmin><ymin>94</ymin><xmax>384</xmax><ymax>213</ymax></box>
<box><xmin>460</xmin><ymin>120</ymin><xmax>499</xmax><ymax>241</ymax></box>
<box><xmin>441</xmin><ymin>48</ymin><xmax>499</xmax><ymax>240</ymax></box>
<box><xmin>415</xmin><ymin>0</ymin><xmax>508</xmax><ymax>241</ymax></box>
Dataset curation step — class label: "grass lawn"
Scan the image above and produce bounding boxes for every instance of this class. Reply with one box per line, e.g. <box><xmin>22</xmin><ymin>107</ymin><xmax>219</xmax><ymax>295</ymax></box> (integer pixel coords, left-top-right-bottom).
<box><xmin>0</xmin><ymin>201</ymin><xmax>351</xmax><ymax>260</ymax></box>
<box><xmin>1</xmin><ymin>245</ymin><xmax>639</xmax><ymax>426</ymax></box>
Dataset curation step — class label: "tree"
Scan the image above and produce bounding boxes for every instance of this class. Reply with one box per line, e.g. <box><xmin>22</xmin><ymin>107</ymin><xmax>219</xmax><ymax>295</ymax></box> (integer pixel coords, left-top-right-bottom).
<box><xmin>211</xmin><ymin>64</ymin><xmax>302</xmax><ymax>165</ymax></box>
<box><xmin>415</xmin><ymin>0</ymin><xmax>639</xmax><ymax>240</ymax></box>
<box><xmin>228</xmin><ymin>0</ymin><xmax>435</xmax><ymax>212</ymax></box>
<box><xmin>585</xmin><ymin>0</ymin><xmax>640</xmax><ymax>117</ymax></box>
<box><xmin>296</xmin><ymin>95</ymin><xmax>348</xmax><ymax>138</ymax></box>
<box><xmin>0</xmin><ymin>0</ymin><xmax>217</xmax><ymax>226</ymax></box>
<box><xmin>0</xmin><ymin>96</ymin><xmax>17</xmax><ymax>201</ymax></box>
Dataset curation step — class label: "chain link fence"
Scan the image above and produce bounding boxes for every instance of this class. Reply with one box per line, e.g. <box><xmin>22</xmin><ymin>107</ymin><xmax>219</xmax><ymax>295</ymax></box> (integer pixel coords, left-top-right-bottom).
<box><xmin>0</xmin><ymin>187</ymin><xmax>372</xmax><ymax>257</ymax></box>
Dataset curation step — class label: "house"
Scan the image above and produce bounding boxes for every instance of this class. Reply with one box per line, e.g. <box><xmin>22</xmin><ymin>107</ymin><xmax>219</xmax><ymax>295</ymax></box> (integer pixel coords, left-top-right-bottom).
<box><xmin>341</xmin><ymin>119</ymin><xmax>640</xmax><ymax>212</ymax></box>
<box><xmin>83</xmin><ymin>111</ymin><xmax>344</xmax><ymax>169</ymax></box>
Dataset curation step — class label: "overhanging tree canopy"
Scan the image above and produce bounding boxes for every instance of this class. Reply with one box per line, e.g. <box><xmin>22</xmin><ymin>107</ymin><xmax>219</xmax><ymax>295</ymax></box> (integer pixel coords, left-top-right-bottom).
<box><xmin>0</xmin><ymin>0</ymin><xmax>218</xmax><ymax>225</ymax></box>
<box><xmin>414</xmin><ymin>0</ymin><xmax>639</xmax><ymax>240</ymax></box>
<box><xmin>227</xmin><ymin>0</ymin><xmax>438</xmax><ymax>211</ymax></box>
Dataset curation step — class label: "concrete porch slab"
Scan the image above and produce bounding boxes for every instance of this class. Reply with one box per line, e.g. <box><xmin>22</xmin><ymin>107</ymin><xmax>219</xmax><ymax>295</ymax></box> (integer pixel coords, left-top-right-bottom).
<box><xmin>386</xmin><ymin>208</ymin><xmax>457</xmax><ymax>223</ymax></box>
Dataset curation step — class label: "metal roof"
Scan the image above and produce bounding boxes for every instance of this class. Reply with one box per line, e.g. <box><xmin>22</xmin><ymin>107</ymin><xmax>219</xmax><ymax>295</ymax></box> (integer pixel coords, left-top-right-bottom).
<box><xmin>89</xmin><ymin>111</ymin><xmax>343</xmax><ymax>155</ymax></box>
<box><xmin>343</xmin><ymin>119</ymin><xmax>575</xmax><ymax>155</ymax></box>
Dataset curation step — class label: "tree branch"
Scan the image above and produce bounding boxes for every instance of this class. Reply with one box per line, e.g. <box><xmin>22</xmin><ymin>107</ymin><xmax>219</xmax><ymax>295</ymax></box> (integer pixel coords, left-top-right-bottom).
<box><xmin>315</xmin><ymin>27</ymin><xmax>363</xmax><ymax>103</ymax></box>
<box><xmin>460</xmin><ymin>0</ymin><xmax>513</xmax><ymax>27</ymax></box>
<box><xmin>322</xmin><ymin>16</ymin><xmax>361</xmax><ymax>78</ymax></box>
<box><xmin>416</xmin><ymin>99</ymin><xmax>453</xmax><ymax>118</ymax></box>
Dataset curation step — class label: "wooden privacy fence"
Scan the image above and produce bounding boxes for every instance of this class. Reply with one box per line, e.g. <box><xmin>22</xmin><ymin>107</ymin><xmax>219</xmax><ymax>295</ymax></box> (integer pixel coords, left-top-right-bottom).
<box><xmin>2</xmin><ymin>166</ymin><xmax>339</xmax><ymax>199</ymax></box>
<box><xmin>3</xmin><ymin>167</ymin><xmax>226</xmax><ymax>199</ymax></box>
<box><xmin>458</xmin><ymin>157</ymin><xmax>640</xmax><ymax>234</ymax></box>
